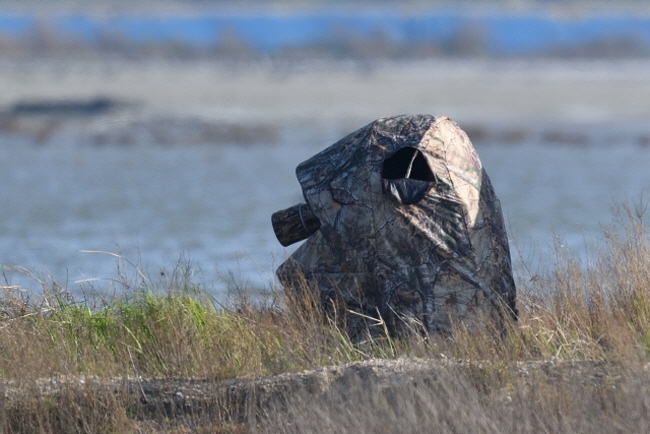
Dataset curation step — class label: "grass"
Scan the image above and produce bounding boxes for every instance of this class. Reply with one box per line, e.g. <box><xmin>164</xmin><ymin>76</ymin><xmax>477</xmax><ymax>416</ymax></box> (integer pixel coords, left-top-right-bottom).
<box><xmin>1</xmin><ymin>203</ymin><xmax>650</xmax><ymax>432</ymax></box>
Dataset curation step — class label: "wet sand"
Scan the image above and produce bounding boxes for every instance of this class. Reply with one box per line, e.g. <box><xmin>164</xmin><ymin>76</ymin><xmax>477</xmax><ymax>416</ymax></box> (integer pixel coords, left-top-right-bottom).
<box><xmin>1</xmin><ymin>58</ymin><xmax>650</xmax><ymax>128</ymax></box>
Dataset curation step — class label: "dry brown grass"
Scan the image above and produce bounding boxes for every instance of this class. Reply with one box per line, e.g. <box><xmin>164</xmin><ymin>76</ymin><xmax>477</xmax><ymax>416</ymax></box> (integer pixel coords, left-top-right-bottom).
<box><xmin>1</xmin><ymin>203</ymin><xmax>650</xmax><ymax>432</ymax></box>
<box><xmin>259</xmin><ymin>360</ymin><xmax>650</xmax><ymax>434</ymax></box>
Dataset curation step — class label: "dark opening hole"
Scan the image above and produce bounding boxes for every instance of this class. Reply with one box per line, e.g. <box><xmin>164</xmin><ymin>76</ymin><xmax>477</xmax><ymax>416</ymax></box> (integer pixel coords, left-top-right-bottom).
<box><xmin>382</xmin><ymin>147</ymin><xmax>436</xmax><ymax>182</ymax></box>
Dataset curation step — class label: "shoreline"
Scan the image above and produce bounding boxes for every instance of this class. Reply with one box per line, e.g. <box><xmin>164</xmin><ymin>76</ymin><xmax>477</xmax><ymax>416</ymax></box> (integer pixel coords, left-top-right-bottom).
<box><xmin>2</xmin><ymin>57</ymin><xmax>650</xmax><ymax>127</ymax></box>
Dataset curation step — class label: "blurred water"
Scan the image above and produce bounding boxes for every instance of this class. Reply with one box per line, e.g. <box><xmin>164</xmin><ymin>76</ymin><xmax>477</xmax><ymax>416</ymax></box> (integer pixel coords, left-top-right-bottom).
<box><xmin>2</xmin><ymin>123</ymin><xmax>650</xmax><ymax>298</ymax></box>
<box><xmin>0</xmin><ymin>127</ymin><xmax>309</xmax><ymax>296</ymax></box>
<box><xmin>3</xmin><ymin>7</ymin><xmax>650</xmax><ymax>57</ymax></box>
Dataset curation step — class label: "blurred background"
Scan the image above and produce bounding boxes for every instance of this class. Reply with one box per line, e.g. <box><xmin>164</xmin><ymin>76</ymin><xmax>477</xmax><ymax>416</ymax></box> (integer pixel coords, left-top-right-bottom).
<box><xmin>1</xmin><ymin>0</ymin><xmax>650</xmax><ymax>298</ymax></box>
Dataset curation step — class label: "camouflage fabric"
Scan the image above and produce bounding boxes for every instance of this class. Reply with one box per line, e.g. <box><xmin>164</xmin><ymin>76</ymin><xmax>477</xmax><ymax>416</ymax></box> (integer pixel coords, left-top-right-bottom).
<box><xmin>277</xmin><ymin>115</ymin><xmax>517</xmax><ymax>339</ymax></box>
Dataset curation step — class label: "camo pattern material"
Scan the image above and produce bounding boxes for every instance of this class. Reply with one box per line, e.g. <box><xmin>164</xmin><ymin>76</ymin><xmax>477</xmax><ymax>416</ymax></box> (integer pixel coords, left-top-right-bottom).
<box><xmin>277</xmin><ymin>115</ymin><xmax>517</xmax><ymax>339</ymax></box>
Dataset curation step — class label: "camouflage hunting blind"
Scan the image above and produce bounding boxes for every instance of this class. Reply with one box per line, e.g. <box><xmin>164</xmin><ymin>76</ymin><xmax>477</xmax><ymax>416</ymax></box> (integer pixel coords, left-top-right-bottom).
<box><xmin>272</xmin><ymin>115</ymin><xmax>517</xmax><ymax>339</ymax></box>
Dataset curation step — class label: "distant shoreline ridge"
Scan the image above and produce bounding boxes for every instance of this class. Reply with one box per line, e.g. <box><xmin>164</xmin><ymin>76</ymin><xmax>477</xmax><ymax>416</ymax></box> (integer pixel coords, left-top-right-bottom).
<box><xmin>1</xmin><ymin>7</ymin><xmax>650</xmax><ymax>58</ymax></box>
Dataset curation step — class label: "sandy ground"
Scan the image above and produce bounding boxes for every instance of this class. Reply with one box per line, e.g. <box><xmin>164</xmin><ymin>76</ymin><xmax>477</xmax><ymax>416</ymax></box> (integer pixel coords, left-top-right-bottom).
<box><xmin>1</xmin><ymin>58</ymin><xmax>650</xmax><ymax>128</ymax></box>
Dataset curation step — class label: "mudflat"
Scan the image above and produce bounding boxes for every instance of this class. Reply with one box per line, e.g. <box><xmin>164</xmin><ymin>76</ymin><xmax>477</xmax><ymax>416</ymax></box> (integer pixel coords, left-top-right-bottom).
<box><xmin>2</xmin><ymin>58</ymin><xmax>650</xmax><ymax>126</ymax></box>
